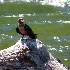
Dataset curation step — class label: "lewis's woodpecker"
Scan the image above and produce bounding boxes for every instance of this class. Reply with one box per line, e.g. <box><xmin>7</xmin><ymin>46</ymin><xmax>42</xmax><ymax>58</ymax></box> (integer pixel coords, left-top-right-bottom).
<box><xmin>16</xmin><ymin>18</ymin><xmax>37</xmax><ymax>39</ymax></box>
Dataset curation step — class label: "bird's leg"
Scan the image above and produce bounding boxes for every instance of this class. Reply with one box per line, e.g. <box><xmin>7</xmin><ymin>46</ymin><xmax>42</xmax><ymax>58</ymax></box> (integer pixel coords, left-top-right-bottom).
<box><xmin>28</xmin><ymin>36</ymin><xmax>31</xmax><ymax>39</ymax></box>
<box><xmin>21</xmin><ymin>35</ymin><xmax>24</xmax><ymax>40</ymax></box>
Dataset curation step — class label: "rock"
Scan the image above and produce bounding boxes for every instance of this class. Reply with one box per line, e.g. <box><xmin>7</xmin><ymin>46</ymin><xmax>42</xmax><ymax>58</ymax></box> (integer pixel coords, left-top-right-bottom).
<box><xmin>0</xmin><ymin>38</ymin><xmax>69</xmax><ymax>70</ymax></box>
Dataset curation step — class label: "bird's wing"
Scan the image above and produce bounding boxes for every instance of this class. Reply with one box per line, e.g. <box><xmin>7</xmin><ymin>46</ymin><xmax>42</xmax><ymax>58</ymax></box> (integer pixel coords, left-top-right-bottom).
<box><xmin>16</xmin><ymin>27</ymin><xmax>23</xmax><ymax>35</ymax></box>
<box><xmin>24</xmin><ymin>24</ymin><xmax>36</xmax><ymax>35</ymax></box>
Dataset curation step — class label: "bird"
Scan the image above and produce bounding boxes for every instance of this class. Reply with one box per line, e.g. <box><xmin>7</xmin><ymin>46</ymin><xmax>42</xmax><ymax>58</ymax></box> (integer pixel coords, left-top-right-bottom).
<box><xmin>16</xmin><ymin>18</ymin><xmax>37</xmax><ymax>39</ymax></box>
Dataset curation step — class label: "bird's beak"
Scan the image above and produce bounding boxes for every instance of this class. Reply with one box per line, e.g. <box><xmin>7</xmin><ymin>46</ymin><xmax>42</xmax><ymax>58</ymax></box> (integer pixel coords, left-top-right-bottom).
<box><xmin>21</xmin><ymin>20</ymin><xmax>24</xmax><ymax>23</ymax></box>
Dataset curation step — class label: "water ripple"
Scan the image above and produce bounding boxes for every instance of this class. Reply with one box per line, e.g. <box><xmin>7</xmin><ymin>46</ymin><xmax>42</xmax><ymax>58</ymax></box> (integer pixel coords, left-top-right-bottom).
<box><xmin>46</xmin><ymin>36</ymin><xmax>70</xmax><ymax>42</ymax></box>
<box><xmin>0</xmin><ymin>34</ymin><xmax>13</xmax><ymax>40</ymax></box>
<box><xmin>0</xmin><ymin>25</ymin><xmax>14</xmax><ymax>31</ymax></box>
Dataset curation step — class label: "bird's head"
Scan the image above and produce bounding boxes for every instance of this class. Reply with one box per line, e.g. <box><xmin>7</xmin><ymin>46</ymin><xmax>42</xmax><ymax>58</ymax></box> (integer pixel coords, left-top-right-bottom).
<box><xmin>18</xmin><ymin>18</ymin><xmax>24</xmax><ymax>24</ymax></box>
<box><xmin>18</xmin><ymin>18</ymin><xmax>25</xmax><ymax>29</ymax></box>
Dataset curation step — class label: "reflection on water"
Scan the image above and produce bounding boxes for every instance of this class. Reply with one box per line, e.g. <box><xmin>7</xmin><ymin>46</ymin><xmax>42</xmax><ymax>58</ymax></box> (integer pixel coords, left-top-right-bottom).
<box><xmin>1</xmin><ymin>34</ymin><xmax>13</xmax><ymax>39</ymax></box>
<box><xmin>45</xmin><ymin>35</ymin><xmax>70</xmax><ymax>67</ymax></box>
<box><xmin>46</xmin><ymin>36</ymin><xmax>70</xmax><ymax>53</ymax></box>
<box><xmin>0</xmin><ymin>24</ymin><xmax>14</xmax><ymax>31</ymax></box>
<box><xmin>1</xmin><ymin>12</ymin><xmax>70</xmax><ymax>24</ymax></box>
<box><xmin>0</xmin><ymin>33</ymin><xmax>21</xmax><ymax>41</ymax></box>
<box><xmin>0</xmin><ymin>11</ymin><xmax>70</xmax><ymax>68</ymax></box>
<box><xmin>46</xmin><ymin>36</ymin><xmax>70</xmax><ymax>42</ymax></box>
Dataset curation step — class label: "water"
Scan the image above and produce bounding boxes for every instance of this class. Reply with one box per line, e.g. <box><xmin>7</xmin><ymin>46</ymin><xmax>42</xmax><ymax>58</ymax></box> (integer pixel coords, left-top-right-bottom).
<box><xmin>2</xmin><ymin>12</ymin><xmax>70</xmax><ymax>24</ymax></box>
<box><xmin>0</xmin><ymin>7</ymin><xmax>70</xmax><ymax>68</ymax></box>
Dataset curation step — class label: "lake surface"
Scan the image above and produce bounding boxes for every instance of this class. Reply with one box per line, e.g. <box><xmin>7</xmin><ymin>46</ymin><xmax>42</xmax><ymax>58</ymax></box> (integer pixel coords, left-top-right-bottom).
<box><xmin>0</xmin><ymin>6</ymin><xmax>70</xmax><ymax>68</ymax></box>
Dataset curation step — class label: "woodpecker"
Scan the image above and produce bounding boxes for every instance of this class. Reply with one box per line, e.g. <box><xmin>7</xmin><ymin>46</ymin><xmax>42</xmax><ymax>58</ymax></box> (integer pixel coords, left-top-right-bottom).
<box><xmin>16</xmin><ymin>18</ymin><xmax>37</xmax><ymax>39</ymax></box>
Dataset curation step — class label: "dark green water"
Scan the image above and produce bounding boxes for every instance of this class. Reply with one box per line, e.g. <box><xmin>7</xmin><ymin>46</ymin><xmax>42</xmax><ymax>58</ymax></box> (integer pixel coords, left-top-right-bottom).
<box><xmin>0</xmin><ymin>11</ymin><xmax>70</xmax><ymax>68</ymax></box>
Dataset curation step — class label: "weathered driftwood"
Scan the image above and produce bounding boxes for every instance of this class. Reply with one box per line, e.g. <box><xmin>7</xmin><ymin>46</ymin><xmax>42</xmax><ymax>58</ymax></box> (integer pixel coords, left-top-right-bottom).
<box><xmin>0</xmin><ymin>38</ymin><xmax>68</xmax><ymax>70</ymax></box>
